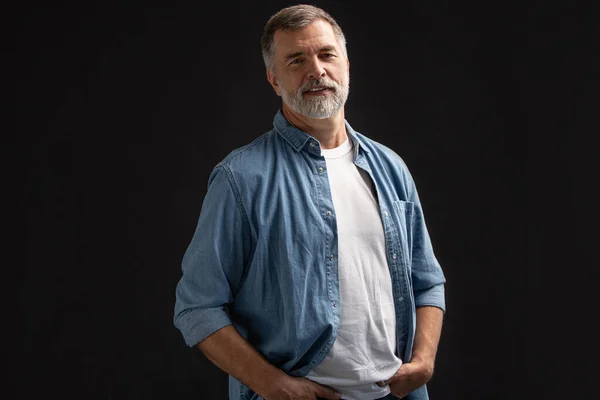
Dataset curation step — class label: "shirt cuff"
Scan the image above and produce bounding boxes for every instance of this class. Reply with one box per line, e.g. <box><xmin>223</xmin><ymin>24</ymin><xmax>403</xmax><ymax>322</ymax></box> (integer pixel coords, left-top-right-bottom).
<box><xmin>413</xmin><ymin>284</ymin><xmax>446</xmax><ymax>313</ymax></box>
<box><xmin>175</xmin><ymin>306</ymin><xmax>233</xmax><ymax>347</ymax></box>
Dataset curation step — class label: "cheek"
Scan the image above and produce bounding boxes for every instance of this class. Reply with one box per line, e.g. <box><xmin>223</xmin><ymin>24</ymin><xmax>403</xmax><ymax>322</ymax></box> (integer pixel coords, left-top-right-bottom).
<box><xmin>277</xmin><ymin>75</ymin><xmax>295</xmax><ymax>91</ymax></box>
<box><xmin>285</xmin><ymin>78</ymin><xmax>304</xmax><ymax>93</ymax></box>
<box><xmin>328</xmin><ymin>67</ymin><xmax>345</xmax><ymax>83</ymax></box>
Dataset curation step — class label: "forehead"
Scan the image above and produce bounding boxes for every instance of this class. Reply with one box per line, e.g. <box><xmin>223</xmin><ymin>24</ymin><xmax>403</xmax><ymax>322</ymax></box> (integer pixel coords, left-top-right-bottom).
<box><xmin>273</xmin><ymin>19</ymin><xmax>340</xmax><ymax>54</ymax></box>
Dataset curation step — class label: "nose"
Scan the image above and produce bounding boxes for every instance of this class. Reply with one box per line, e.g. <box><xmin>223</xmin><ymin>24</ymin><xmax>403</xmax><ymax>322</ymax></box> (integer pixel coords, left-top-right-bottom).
<box><xmin>307</xmin><ymin>56</ymin><xmax>326</xmax><ymax>79</ymax></box>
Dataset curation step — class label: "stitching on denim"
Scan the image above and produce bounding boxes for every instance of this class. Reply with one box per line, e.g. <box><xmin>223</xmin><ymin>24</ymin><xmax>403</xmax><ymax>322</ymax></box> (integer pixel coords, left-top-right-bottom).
<box><xmin>221</xmin><ymin>164</ymin><xmax>252</xmax><ymax>240</ymax></box>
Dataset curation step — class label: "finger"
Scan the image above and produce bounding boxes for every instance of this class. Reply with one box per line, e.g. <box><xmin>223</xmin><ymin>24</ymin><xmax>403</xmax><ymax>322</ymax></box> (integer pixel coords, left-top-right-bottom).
<box><xmin>378</xmin><ymin>372</ymin><xmax>399</xmax><ymax>386</ymax></box>
<box><xmin>384</xmin><ymin>362</ymin><xmax>409</xmax><ymax>385</ymax></box>
<box><xmin>312</xmin><ymin>382</ymin><xmax>342</xmax><ymax>399</ymax></box>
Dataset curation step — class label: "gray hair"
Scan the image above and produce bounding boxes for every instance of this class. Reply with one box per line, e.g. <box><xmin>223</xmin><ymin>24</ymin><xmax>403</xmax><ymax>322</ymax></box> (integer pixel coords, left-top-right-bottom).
<box><xmin>260</xmin><ymin>4</ymin><xmax>348</xmax><ymax>72</ymax></box>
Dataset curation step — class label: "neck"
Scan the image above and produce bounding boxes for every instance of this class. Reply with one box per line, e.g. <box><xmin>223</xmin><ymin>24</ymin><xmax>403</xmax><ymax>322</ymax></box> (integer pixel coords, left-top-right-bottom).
<box><xmin>282</xmin><ymin>104</ymin><xmax>347</xmax><ymax>149</ymax></box>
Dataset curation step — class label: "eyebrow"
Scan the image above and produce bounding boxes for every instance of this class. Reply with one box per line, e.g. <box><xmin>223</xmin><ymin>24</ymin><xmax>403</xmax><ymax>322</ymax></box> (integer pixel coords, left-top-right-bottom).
<box><xmin>283</xmin><ymin>46</ymin><xmax>338</xmax><ymax>61</ymax></box>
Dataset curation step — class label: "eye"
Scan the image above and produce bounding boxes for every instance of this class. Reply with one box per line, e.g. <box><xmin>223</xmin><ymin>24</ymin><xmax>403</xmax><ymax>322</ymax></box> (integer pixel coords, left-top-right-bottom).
<box><xmin>320</xmin><ymin>53</ymin><xmax>335</xmax><ymax>59</ymax></box>
<box><xmin>289</xmin><ymin>58</ymin><xmax>303</xmax><ymax>65</ymax></box>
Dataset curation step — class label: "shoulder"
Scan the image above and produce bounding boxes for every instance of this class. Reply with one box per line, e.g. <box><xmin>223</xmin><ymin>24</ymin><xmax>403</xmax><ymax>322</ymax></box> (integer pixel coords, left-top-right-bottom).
<box><xmin>207</xmin><ymin>129</ymin><xmax>280</xmax><ymax>185</ymax></box>
<box><xmin>218</xmin><ymin>130</ymin><xmax>274</xmax><ymax>166</ymax></box>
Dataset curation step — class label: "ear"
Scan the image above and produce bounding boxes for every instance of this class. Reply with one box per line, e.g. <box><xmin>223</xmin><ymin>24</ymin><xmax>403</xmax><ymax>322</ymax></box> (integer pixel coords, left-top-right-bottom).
<box><xmin>266</xmin><ymin>69</ymin><xmax>282</xmax><ymax>97</ymax></box>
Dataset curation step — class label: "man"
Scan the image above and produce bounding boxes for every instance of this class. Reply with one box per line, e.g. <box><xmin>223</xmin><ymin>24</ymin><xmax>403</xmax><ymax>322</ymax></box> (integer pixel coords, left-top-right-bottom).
<box><xmin>173</xmin><ymin>4</ymin><xmax>446</xmax><ymax>400</ymax></box>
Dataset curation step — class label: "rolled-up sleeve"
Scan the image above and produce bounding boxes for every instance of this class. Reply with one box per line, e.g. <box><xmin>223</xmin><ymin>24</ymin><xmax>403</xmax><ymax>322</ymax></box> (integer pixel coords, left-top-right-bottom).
<box><xmin>173</xmin><ymin>165</ymin><xmax>251</xmax><ymax>347</ymax></box>
<box><xmin>406</xmin><ymin>170</ymin><xmax>447</xmax><ymax>313</ymax></box>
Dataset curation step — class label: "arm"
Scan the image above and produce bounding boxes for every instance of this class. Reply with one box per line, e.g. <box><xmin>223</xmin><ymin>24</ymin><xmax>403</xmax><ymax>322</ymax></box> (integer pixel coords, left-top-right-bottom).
<box><xmin>198</xmin><ymin>325</ymin><xmax>286</xmax><ymax>398</ymax></box>
<box><xmin>173</xmin><ymin>166</ymin><xmax>248</xmax><ymax>348</ymax></box>
<box><xmin>174</xmin><ymin>167</ymin><xmax>340</xmax><ymax>400</ymax></box>
<box><xmin>411</xmin><ymin>305</ymin><xmax>444</xmax><ymax>376</ymax></box>
<box><xmin>382</xmin><ymin>306</ymin><xmax>444</xmax><ymax>397</ymax></box>
<box><xmin>198</xmin><ymin>325</ymin><xmax>342</xmax><ymax>400</ymax></box>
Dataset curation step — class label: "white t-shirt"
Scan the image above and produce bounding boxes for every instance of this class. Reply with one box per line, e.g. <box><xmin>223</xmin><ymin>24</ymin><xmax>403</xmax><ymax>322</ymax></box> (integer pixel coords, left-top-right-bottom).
<box><xmin>305</xmin><ymin>137</ymin><xmax>402</xmax><ymax>400</ymax></box>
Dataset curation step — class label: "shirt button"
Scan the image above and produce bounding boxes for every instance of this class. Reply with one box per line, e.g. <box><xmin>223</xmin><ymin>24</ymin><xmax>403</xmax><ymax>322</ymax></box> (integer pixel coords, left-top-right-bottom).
<box><xmin>384</xmin><ymin>211</ymin><xmax>388</xmax><ymax>216</ymax></box>
<box><xmin>392</xmin><ymin>253</ymin><xmax>397</xmax><ymax>260</ymax></box>
<box><xmin>318</xmin><ymin>167</ymin><xmax>324</xmax><ymax>173</ymax></box>
<box><xmin>329</xmin><ymin>254</ymin><xmax>334</xmax><ymax>261</ymax></box>
<box><xmin>333</xmin><ymin>302</ymin><xmax>337</xmax><ymax>307</ymax></box>
<box><xmin>398</xmin><ymin>296</ymin><xmax>404</xmax><ymax>302</ymax></box>
<box><xmin>310</xmin><ymin>142</ymin><xmax>316</xmax><ymax>147</ymax></box>
<box><xmin>326</xmin><ymin>210</ymin><xmax>332</xmax><ymax>217</ymax></box>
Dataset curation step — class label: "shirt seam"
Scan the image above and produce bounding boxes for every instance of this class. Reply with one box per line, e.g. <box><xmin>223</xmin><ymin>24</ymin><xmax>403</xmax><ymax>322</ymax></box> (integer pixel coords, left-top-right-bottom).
<box><xmin>220</xmin><ymin>163</ymin><xmax>253</xmax><ymax>258</ymax></box>
<box><xmin>216</xmin><ymin>131</ymin><xmax>271</xmax><ymax>168</ymax></box>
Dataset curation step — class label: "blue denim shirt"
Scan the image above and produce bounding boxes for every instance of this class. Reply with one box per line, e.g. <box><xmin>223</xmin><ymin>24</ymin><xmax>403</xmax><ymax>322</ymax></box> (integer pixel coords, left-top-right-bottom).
<box><xmin>173</xmin><ymin>110</ymin><xmax>446</xmax><ymax>400</ymax></box>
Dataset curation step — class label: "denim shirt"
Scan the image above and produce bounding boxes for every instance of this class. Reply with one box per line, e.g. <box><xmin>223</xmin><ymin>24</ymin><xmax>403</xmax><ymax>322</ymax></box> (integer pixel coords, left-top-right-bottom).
<box><xmin>173</xmin><ymin>110</ymin><xmax>446</xmax><ymax>400</ymax></box>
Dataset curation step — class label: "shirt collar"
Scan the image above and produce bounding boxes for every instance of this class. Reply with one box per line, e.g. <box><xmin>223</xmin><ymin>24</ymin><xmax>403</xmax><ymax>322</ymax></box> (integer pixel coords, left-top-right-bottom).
<box><xmin>273</xmin><ymin>109</ymin><xmax>370</xmax><ymax>155</ymax></box>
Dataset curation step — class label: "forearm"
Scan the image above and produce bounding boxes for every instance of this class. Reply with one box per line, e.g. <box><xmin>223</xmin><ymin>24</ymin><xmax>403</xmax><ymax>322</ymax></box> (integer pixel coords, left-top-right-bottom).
<box><xmin>411</xmin><ymin>306</ymin><xmax>444</xmax><ymax>371</ymax></box>
<box><xmin>197</xmin><ymin>325</ymin><xmax>288</xmax><ymax>398</ymax></box>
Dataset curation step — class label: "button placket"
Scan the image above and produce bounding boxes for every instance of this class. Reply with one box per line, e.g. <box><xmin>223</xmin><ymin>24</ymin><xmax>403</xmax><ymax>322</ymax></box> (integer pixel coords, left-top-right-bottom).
<box><xmin>313</xmin><ymin>154</ymin><xmax>338</xmax><ymax>312</ymax></box>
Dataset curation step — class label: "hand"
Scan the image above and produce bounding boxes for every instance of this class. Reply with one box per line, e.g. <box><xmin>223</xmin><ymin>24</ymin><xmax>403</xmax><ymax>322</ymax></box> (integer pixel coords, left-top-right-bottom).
<box><xmin>264</xmin><ymin>375</ymin><xmax>342</xmax><ymax>400</ymax></box>
<box><xmin>376</xmin><ymin>358</ymin><xmax>434</xmax><ymax>398</ymax></box>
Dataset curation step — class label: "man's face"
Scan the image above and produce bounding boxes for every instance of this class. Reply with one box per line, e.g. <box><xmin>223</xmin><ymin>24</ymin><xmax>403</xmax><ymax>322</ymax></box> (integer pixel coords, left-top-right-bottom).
<box><xmin>267</xmin><ymin>19</ymin><xmax>350</xmax><ymax>119</ymax></box>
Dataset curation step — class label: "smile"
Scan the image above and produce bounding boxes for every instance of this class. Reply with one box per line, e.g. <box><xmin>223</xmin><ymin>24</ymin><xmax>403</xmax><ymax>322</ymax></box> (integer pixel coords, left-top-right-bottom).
<box><xmin>304</xmin><ymin>87</ymin><xmax>332</xmax><ymax>95</ymax></box>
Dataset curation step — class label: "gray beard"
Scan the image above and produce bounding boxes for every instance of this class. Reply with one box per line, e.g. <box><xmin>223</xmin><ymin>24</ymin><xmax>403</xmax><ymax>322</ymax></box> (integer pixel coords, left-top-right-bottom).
<box><xmin>281</xmin><ymin>76</ymin><xmax>350</xmax><ymax>119</ymax></box>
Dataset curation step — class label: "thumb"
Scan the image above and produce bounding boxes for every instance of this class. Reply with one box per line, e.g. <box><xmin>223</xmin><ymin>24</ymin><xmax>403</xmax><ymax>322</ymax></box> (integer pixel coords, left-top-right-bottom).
<box><xmin>312</xmin><ymin>382</ymin><xmax>342</xmax><ymax>399</ymax></box>
<box><xmin>377</xmin><ymin>370</ymin><xmax>401</xmax><ymax>386</ymax></box>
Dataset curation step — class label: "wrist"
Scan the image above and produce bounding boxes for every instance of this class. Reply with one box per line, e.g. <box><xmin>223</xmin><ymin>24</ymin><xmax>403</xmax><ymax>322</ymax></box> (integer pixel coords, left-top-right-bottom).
<box><xmin>253</xmin><ymin>366</ymin><xmax>290</xmax><ymax>399</ymax></box>
<box><xmin>410</xmin><ymin>353</ymin><xmax>435</xmax><ymax>379</ymax></box>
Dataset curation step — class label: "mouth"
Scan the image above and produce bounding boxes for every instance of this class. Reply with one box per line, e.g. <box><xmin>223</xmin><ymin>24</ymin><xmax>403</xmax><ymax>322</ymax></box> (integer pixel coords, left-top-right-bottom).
<box><xmin>303</xmin><ymin>87</ymin><xmax>333</xmax><ymax>95</ymax></box>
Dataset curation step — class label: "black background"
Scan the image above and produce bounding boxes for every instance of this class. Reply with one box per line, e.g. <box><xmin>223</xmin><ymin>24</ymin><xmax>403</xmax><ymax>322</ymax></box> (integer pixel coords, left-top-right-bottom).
<box><xmin>15</xmin><ymin>0</ymin><xmax>598</xmax><ymax>399</ymax></box>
